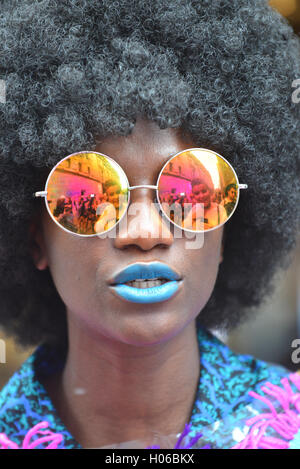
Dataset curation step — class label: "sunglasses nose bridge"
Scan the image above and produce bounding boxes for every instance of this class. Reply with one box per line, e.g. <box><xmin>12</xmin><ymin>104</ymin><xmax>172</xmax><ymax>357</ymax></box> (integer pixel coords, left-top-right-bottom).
<box><xmin>128</xmin><ymin>184</ymin><xmax>158</xmax><ymax>191</ymax></box>
<box><xmin>126</xmin><ymin>184</ymin><xmax>160</xmax><ymax>215</ymax></box>
<box><xmin>127</xmin><ymin>184</ymin><xmax>159</xmax><ymax>207</ymax></box>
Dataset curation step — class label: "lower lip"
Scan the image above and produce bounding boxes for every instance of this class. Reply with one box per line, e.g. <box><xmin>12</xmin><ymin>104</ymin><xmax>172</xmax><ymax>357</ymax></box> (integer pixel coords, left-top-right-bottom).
<box><xmin>110</xmin><ymin>280</ymin><xmax>181</xmax><ymax>304</ymax></box>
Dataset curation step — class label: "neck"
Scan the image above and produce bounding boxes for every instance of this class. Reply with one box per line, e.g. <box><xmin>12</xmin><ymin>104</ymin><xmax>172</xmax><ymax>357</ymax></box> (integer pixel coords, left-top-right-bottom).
<box><xmin>45</xmin><ymin>320</ymin><xmax>200</xmax><ymax>448</ymax></box>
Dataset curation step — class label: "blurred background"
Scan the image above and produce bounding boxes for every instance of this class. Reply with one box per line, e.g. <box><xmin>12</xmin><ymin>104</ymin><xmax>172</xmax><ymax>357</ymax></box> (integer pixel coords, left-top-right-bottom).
<box><xmin>0</xmin><ymin>0</ymin><xmax>300</xmax><ymax>389</ymax></box>
<box><xmin>227</xmin><ymin>237</ymin><xmax>300</xmax><ymax>370</ymax></box>
<box><xmin>269</xmin><ymin>0</ymin><xmax>300</xmax><ymax>32</ymax></box>
<box><xmin>227</xmin><ymin>0</ymin><xmax>300</xmax><ymax>369</ymax></box>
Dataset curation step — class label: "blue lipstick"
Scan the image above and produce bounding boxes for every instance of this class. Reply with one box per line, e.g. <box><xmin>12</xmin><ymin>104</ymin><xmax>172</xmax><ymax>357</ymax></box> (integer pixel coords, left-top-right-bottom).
<box><xmin>109</xmin><ymin>262</ymin><xmax>182</xmax><ymax>304</ymax></box>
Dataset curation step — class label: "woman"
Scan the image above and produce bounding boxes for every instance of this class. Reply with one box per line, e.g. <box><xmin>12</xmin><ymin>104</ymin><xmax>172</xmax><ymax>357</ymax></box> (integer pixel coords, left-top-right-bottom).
<box><xmin>94</xmin><ymin>180</ymin><xmax>127</xmax><ymax>233</ymax></box>
<box><xmin>0</xmin><ymin>0</ymin><xmax>299</xmax><ymax>450</ymax></box>
<box><xmin>183</xmin><ymin>177</ymin><xmax>228</xmax><ymax>231</ymax></box>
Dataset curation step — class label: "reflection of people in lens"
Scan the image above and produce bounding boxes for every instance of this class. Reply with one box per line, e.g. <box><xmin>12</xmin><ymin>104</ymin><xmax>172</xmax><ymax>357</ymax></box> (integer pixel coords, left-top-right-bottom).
<box><xmin>85</xmin><ymin>196</ymin><xmax>98</xmax><ymax>234</ymax></box>
<box><xmin>77</xmin><ymin>194</ymin><xmax>88</xmax><ymax>233</ymax></box>
<box><xmin>96</xmin><ymin>193</ymin><xmax>108</xmax><ymax>217</ymax></box>
<box><xmin>53</xmin><ymin>196</ymin><xmax>66</xmax><ymax>217</ymax></box>
<box><xmin>221</xmin><ymin>184</ymin><xmax>237</xmax><ymax>217</ymax></box>
<box><xmin>53</xmin><ymin>195</ymin><xmax>77</xmax><ymax>233</ymax></box>
<box><xmin>184</xmin><ymin>178</ymin><xmax>227</xmax><ymax>230</ymax></box>
<box><xmin>94</xmin><ymin>180</ymin><xmax>127</xmax><ymax>233</ymax></box>
<box><xmin>57</xmin><ymin>204</ymin><xmax>77</xmax><ymax>233</ymax></box>
<box><xmin>106</xmin><ymin>182</ymin><xmax>122</xmax><ymax>209</ymax></box>
<box><xmin>213</xmin><ymin>189</ymin><xmax>222</xmax><ymax>205</ymax></box>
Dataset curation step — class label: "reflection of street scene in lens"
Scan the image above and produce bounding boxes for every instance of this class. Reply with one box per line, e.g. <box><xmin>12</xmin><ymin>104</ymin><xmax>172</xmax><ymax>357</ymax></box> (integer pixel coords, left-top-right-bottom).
<box><xmin>47</xmin><ymin>153</ymin><xmax>128</xmax><ymax>235</ymax></box>
<box><xmin>158</xmin><ymin>149</ymin><xmax>238</xmax><ymax>231</ymax></box>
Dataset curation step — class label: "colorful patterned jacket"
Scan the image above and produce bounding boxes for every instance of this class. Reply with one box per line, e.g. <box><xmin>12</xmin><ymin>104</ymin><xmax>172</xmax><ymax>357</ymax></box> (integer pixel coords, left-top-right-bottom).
<box><xmin>0</xmin><ymin>327</ymin><xmax>299</xmax><ymax>449</ymax></box>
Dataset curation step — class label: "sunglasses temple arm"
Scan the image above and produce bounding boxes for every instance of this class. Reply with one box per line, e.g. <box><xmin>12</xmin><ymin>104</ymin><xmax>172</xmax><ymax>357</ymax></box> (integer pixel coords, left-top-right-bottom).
<box><xmin>33</xmin><ymin>191</ymin><xmax>47</xmax><ymax>197</ymax></box>
<box><xmin>128</xmin><ymin>185</ymin><xmax>158</xmax><ymax>190</ymax></box>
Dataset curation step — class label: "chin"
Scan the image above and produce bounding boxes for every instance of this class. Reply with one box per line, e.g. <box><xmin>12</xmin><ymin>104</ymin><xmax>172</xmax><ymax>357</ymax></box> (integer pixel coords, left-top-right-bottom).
<box><xmin>110</xmin><ymin>313</ymin><xmax>189</xmax><ymax>347</ymax></box>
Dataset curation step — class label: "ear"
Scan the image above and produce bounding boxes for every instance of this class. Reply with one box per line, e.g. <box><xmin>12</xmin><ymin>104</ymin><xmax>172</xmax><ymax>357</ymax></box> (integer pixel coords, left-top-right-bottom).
<box><xmin>29</xmin><ymin>216</ymin><xmax>48</xmax><ymax>271</ymax></box>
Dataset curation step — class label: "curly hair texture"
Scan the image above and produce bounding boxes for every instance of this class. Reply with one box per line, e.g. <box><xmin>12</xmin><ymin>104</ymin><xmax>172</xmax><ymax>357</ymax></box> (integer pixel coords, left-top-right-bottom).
<box><xmin>225</xmin><ymin>183</ymin><xmax>237</xmax><ymax>196</ymax></box>
<box><xmin>0</xmin><ymin>0</ymin><xmax>299</xmax><ymax>348</ymax></box>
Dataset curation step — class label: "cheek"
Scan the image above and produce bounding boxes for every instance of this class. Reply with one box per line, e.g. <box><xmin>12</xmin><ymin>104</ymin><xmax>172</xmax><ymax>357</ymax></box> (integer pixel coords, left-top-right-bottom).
<box><xmin>42</xmin><ymin>218</ymin><xmax>105</xmax><ymax>315</ymax></box>
<box><xmin>183</xmin><ymin>229</ymin><xmax>223</xmax><ymax>311</ymax></box>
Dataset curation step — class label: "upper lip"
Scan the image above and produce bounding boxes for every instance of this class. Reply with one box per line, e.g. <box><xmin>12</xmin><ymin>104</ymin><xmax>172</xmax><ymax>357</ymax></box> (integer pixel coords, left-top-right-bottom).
<box><xmin>109</xmin><ymin>262</ymin><xmax>182</xmax><ymax>285</ymax></box>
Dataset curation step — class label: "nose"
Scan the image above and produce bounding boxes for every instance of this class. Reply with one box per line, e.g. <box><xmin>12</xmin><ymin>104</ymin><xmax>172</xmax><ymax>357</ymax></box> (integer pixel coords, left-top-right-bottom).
<box><xmin>114</xmin><ymin>189</ymin><xmax>174</xmax><ymax>251</ymax></box>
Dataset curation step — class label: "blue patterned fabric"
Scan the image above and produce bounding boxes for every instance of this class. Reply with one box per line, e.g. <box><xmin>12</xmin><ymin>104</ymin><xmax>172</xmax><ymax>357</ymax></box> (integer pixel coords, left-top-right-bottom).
<box><xmin>0</xmin><ymin>327</ymin><xmax>294</xmax><ymax>449</ymax></box>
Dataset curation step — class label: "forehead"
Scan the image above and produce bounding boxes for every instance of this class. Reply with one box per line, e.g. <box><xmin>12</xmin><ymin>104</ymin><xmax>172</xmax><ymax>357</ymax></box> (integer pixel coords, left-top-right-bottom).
<box><xmin>94</xmin><ymin>118</ymin><xmax>196</xmax><ymax>187</ymax></box>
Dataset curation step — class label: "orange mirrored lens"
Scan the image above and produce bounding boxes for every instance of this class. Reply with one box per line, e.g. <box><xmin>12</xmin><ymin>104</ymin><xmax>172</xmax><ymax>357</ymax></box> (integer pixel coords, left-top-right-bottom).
<box><xmin>46</xmin><ymin>152</ymin><xmax>129</xmax><ymax>235</ymax></box>
<box><xmin>158</xmin><ymin>149</ymin><xmax>239</xmax><ymax>231</ymax></box>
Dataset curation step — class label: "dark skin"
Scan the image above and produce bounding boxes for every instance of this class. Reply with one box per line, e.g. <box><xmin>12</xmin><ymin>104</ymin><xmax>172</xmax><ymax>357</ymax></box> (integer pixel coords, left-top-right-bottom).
<box><xmin>31</xmin><ymin>118</ymin><xmax>224</xmax><ymax>448</ymax></box>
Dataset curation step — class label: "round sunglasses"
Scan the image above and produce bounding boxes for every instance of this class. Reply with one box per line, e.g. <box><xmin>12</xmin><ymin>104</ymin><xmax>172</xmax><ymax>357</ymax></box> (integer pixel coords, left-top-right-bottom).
<box><xmin>34</xmin><ymin>148</ymin><xmax>247</xmax><ymax>237</ymax></box>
